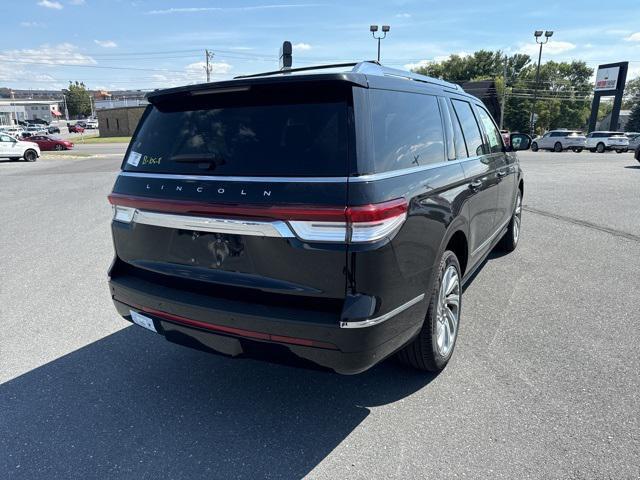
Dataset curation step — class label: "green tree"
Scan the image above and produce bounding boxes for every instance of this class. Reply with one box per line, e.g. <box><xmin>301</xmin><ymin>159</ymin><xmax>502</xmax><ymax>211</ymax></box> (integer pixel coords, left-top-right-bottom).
<box><xmin>412</xmin><ymin>51</ymin><xmax>593</xmax><ymax>134</ymax></box>
<box><xmin>623</xmin><ymin>77</ymin><xmax>640</xmax><ymax>108</ymax></box>
<box><xmin>626</xmin><ymin>101</ymin><xmax>640</xmax><ymax>132</ymax></box>
<box><xmin>64</xmin><ymin>81</ymin><xmax>92</xmax><ymax>118</ymax></box>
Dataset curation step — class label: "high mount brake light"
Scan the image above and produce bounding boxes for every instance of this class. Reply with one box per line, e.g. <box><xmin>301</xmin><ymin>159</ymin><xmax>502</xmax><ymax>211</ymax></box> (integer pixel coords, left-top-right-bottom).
<box><xmin>108</xmin><ymin>194</ymin><xmax>408</xmax><ymax>243</ymax></box>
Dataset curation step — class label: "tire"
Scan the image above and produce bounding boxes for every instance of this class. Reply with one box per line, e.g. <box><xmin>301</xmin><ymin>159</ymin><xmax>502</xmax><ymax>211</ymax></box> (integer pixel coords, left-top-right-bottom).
<box><xmin>589</xmin><ymin>148</ymin><xmax>596</xmax><ymax>153</ymax></box>
<box><xmin>398</xmin><ymin>250</ymin><xmax>461</xmax><ymax>372</ymax></box>
<box><xmin>596</xmin><ymin>143</ymin><xmax>605</xmax><ymax>153</ymax></box>
<box><xmin>531</xmin><ymin>142</ymin><xmax>539</xmax><ymax>152</ymax></box>
<box><xmin>23</xmin><ymin>149</ymin><xmax>37</xmax><ymax>162</ymax></box>
<box><xmin>498</xmin><ymin>189</ymin><xmax>522</xmax><ymax>252</ymax></box>
<box><xmin>574</xmin><ymin>148</ymin><xmax>583</xmax><ymax>153</ymax></box>
<box><xmin>54</xmin><ymin>144</ymin><xmax>63</xmax><ymax>151</ymax></box>
<box><xmin>554</xmin><ymin>142</ymin><xmax>563</xmax><ymax>152</ymax></box>
<box><xmin>636</xmin><ymin>148</ymin><xmax>640</xmax><ymax>163</ymax></box>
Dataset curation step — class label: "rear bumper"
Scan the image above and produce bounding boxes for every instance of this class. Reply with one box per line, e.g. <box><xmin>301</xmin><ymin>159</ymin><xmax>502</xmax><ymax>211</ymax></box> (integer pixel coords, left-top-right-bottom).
<box><xmin>109</xmin><ymin>272</ymin><xmax>426</xmax><ymax>375</ymax></box>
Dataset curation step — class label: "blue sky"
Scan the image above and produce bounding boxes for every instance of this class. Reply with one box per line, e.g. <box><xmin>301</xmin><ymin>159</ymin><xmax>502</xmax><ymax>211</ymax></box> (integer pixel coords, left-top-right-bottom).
<box><xmin>1</xmin><ymin>0</ymin><xmax>639</xmax><ymax>91</ymax></box>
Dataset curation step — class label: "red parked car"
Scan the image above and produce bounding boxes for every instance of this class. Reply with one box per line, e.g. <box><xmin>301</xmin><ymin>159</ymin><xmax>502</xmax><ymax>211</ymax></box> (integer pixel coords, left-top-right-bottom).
<box><xmin>27</xmin><ymin>135</ymin><xmax>74</xmax><ymax>151</ymax></box>
<box><xmin>68</xmin><ymin>124</ymin><xmax>85</xmax><ymax>133</ymax></box>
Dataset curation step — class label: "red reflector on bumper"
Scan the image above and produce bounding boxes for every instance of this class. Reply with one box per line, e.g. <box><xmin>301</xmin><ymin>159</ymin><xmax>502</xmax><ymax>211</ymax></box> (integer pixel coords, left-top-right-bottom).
<box><xmin>139</xmin><ymin>306</ymin><xmax>338</xmax><ymax>350</ymax></box>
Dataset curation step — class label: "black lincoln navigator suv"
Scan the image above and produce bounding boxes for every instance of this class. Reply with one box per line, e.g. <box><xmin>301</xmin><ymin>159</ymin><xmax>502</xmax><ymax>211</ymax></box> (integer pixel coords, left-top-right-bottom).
<box><xmin>108</xmin><ymin>62</ymin><xmax>530</xmax><ymax>374</ymax></box>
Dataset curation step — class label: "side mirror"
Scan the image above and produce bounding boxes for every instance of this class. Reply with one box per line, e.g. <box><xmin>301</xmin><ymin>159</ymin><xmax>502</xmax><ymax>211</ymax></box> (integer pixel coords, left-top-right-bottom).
<box><xmin>509</xmin><ymin>133</ymin><xmax>532</xmax><ymax>151</ymax></box>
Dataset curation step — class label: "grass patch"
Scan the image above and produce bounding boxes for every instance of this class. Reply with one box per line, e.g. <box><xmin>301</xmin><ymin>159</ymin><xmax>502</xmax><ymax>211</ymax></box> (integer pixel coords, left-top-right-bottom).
<box><xmin>76</xmin><ymin>136</ymin><xmax>132</xmax><ymax>144</ymax></box>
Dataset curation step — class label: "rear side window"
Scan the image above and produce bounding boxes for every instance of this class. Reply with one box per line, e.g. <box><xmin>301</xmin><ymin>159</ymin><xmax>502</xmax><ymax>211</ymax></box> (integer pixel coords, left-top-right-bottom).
<box><xmin>124</xmin><ymin>86</ymin><xmax>350</xmax><ymax>177</ymax></box>
<box><xmin>449</xmin><ymin>103</ymin><xmax>469</xmax><ymax>158</ymax></box>
<box><xmin>475</xmin><ymin>106</ymin><xmax>504</xmax><ymax>153</ymax></box>
<box><xmin>370</xmin><ymin>90</ymin><xmax>445</xmax><ymax>172</ymax></box>
<box><xmin>451</xmin><ymin>99</ymin><xmax>485</xmax><ymax>157</ymax></box>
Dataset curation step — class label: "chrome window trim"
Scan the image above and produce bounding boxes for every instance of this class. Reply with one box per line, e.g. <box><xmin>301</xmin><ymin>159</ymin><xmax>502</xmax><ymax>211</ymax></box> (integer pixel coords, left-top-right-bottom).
<box><xmin>119</xmin><ymin>172</ymin><xmax>349</xmax><ymax>183</ymax></box>
<box><xmin>122</xmin><ymin>209</ymin><xmax>295</xmax><ymax>238</ymax></box>
<box><xmin>339</xmin><ymin>294</ymin><xmax>425</xmax><ymax>329</ymax></box>
<box><xmin>118</xmin><ymin>156</ymin><xmax>482</xmax><ymax>185</ymax></box>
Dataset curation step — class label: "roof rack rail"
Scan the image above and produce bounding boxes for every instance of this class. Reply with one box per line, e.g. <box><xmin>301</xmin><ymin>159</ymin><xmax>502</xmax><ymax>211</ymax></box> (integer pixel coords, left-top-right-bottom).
<box><xmin>354</xmin><ymin>62</ymin><xmax>460</xmax><ymax>90</ymax></box>
<box><xmin>233</xmin><ymin>60</ymin><xmax>461</xmax><ymax>91</ymax></box>
<box><xmin>234</xmin><ymin>62</ymin><xmax>360</xmax><ymax>79</ymax></box>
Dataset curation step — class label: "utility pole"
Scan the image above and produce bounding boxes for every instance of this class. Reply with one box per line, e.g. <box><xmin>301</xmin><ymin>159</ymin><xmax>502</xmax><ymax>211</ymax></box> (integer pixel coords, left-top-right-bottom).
<box><xmin>63</xmin><ymin>94</ymin><xmax>69</xmax><ymax>120</ymax></box>
<box><xmin>204</xmin><ymin>49</ymin><xmax>213</xmax><ymax>82</ymax></box>
<box><xmin>10</xmin><ymin>89</ymin><xmax>16</xmax><ymax>125</ymax></box>
<box><xmin>499</xmin><ymin>55</ymin><xmax>507</xmax><ymax>130</ymax></box>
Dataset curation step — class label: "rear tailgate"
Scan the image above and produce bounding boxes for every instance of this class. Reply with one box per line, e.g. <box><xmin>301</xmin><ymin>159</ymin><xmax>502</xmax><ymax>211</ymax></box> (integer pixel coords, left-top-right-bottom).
<box><xmin>109</xmin><ymin>81</ymin><xmax>355</xmax><ymax>313</ymax></box>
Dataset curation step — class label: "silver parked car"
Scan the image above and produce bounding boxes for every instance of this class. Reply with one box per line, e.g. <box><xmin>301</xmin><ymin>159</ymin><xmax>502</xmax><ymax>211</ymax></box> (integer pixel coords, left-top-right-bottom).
<box><xmin>625</xmin><ymin>132</ymin><xmax>640</xmax><ymax>151</ymax></box>
<box><xmin>531</xmin><ymin>130</ymin><xmax>586</xmax><ymax>152</ymax></box>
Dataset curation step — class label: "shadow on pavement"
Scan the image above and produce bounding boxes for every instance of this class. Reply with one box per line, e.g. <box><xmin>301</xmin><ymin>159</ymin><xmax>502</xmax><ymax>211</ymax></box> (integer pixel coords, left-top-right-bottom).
<box><xmin>0</xmin><ymin>326</ymin><xmax>434</xmax><ymax>479</ymax></box>
<box><xmin>623</xmin><ymin>165</ymin><xmax>640</xmax><ymax>169</ymax></box>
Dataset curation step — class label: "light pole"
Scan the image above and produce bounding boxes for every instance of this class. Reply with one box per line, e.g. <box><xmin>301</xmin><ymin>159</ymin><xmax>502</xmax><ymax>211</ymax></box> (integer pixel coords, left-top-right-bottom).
<box><xmin>370</xmin><ymin>25</ymin><xmax>390</xmax><ymax>62</ymax></box>
<box><xmin>529</xmin><ymin>30</ymin><xmax>553</xmax><ymax>135</ymax></box>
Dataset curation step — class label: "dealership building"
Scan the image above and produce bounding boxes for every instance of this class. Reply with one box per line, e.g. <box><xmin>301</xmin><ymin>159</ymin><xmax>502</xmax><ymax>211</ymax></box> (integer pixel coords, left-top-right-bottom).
<box><xmin>0</xmin><ymin>100</ymin><xmax>63</xmax><ymax>125</ymax></box>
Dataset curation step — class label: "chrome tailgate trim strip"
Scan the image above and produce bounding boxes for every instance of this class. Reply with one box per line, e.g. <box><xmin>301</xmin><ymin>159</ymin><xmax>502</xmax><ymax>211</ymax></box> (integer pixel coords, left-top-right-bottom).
<box><xmin>127</xmin><ymin>209</ymin><xmax>295</xmax><ymax>238</ymax></box>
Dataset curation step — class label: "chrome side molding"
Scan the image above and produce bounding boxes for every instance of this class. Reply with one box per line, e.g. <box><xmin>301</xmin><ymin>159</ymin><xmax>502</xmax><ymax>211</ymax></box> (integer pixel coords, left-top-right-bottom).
<box><xmin>340</xmin><ymin>294</ymin><xmax>425</xmax><ymax>328</ymax></box>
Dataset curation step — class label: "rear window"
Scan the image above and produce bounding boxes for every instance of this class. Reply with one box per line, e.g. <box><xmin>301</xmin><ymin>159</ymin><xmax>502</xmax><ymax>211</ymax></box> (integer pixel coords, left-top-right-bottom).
<box><xmin>124</xmin><ymin>85</ymin><xmax>351</xmax><ymax>177</ymax></box>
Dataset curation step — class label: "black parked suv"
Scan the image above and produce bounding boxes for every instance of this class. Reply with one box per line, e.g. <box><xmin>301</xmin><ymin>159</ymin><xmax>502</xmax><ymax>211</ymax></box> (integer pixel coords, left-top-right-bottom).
<box><xmin>108</xmin><ymin>62</ymin><xmax>530</xmax><ymax>374</ymax></box>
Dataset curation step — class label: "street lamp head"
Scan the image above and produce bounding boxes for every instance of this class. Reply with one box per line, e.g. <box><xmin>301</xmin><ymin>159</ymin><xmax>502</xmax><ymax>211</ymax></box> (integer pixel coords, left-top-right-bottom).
<box><xmin>544</xmin><ymin>30</ymin><xmax>554</xmax><ymax>37</ymax></box>
<box><xmin>382</xmin><ymin>25</ymin><xmax>390</xmax><ymax>32</ymax></box>
<box><xmin>534</xmin><ymin>30</ymin><xmax>544</xmax><ymax>38</ymax></box>
<box><xmin>370</xmin><ymin>25</ymin><xmax>378</xmax><ymax>32</ymax></box>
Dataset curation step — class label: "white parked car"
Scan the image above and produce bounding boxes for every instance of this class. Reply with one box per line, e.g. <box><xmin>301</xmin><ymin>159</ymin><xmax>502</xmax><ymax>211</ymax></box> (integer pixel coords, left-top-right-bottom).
<box><xmin>85</xmin><ymin>119</ymin><xmax>99</xmax><ymax>129</ymax></box>
<box><xmin>0</xmin><ymin>133</ymin><xmax>40</xmax><ymax>161</ymax></box>
<box><xmin>531</xmin><ymin>130</ymin><xmax>586</xmax><ymax>152</ymax></box>
<box><xmin>585</xmin><ymin>131</ymin><xmax>629</xmax><ymax>153</ymax></box>
<box><xmin>26</xmin><ymin>124</ymin><xmax>47</xmax><ymax>135</ymax></box>
<box><xmin>0</xmin><ymin>126</ymin><xmax>25</xmax><ymax>136</ymax></box>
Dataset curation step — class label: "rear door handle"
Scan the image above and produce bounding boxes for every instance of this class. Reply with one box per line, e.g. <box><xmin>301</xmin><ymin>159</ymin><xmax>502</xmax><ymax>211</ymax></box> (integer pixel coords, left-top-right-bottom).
<box><xmin>469</xmin><ymin>179</ymin><xmax>483</xmax><ymax>190</ymax></box>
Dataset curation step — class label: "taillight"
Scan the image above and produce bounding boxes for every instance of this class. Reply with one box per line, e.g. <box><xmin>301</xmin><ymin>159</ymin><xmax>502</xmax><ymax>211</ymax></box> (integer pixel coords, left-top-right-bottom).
<box><xmin>108</xmin><ymin>194</ymin><xmax>408</xmax><ymax>243</ymax></box>
<box><xmin>288</xmin><ymin>198</ymin><xmax>408</xmax><ymax>243</ymax></box>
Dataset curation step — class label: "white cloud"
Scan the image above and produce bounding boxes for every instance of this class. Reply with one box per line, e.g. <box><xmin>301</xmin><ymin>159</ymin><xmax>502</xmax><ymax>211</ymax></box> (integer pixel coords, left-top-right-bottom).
<box><xmin>626</xmin><ymin>32</ymin><xmax>640</xmax><ymax>42</ymax></box>
<box><xmin>0</xmin><ymin>63</ymin><xmax>57</xmax><ymax>84</ymax></box>
<box><xmin>395</xmin><ymin>13</ymin><xmax>411</xmax><ymax>18</ymax></box>
<box><xmin>147</xmin><ymin>4</ymin><xmax>323</xmax><ymax>14</ymax></box>
<box><xmin>404</xmin><ymin>59</ymin><xmax>430</xmax><ymax>71</ymax></box>
<box><xmin>184</xmin><ymin>61</ymin><xmax>233</xmax><ymax>83</ymax></box>
<box><xmin>293</xmin><ymin>42</ymin><xmax>311</xmax><ymax>51</ymax></box>
<box><xmin>37</xmin><ymin>0</ymin><xmax>63</xmax><ymax>9</ymax></box>
<box><xmin>434</xmin><ymin>51</ymin><xmax>470</xmax><ymax>62</ymax></box>
<box><xmin>20</xmin><ymin>21</ymin><xmax>44</xmax><ymax>27</ymax></box>
<box><xmin>94</xmin><ymin>39</ymin><xmax>117</xmax><ymax>48</ymax></box>
<box><xmin>518</xmin><ymin>40</ymin><xmax>576</xmax><ymax>56</ymax></box>
<box><xmin>0</xmin><ymin>43</ymin><xmax>95</xmax><ymax>65</ymax></box>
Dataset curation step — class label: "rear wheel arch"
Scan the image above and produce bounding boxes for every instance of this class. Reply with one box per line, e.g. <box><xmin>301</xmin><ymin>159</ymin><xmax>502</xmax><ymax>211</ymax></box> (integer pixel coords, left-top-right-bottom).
<box><xmin>444</xmin><ymin>230</ymin><xmax>468</xmax><ymax>278</ymax></box>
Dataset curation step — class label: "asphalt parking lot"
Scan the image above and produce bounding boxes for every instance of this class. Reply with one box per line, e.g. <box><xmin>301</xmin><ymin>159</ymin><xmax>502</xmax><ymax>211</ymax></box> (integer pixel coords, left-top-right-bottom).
<box><xmin>1</xmin><ymin>150</ymin><xmax>639</xmax><ymax>479</ymax></box>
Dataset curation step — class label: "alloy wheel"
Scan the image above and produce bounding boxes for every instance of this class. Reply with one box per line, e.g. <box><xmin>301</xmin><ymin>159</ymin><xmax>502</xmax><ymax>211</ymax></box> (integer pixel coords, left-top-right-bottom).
<box><xmin>513</xmin><ymin>192</ymin><xmax>522</xmax><ymax>244</ymax></box>
<box><xmin>436</xmin><ymin>264</ymin><xmax>460</xmax><ymax>357</ymax></box>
